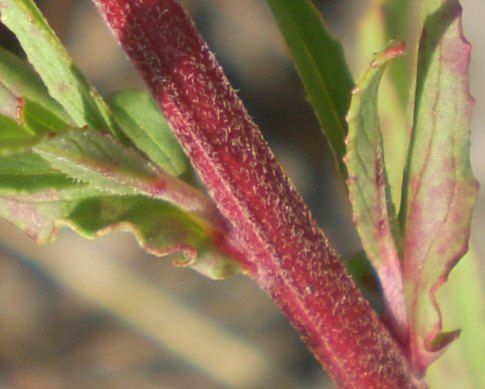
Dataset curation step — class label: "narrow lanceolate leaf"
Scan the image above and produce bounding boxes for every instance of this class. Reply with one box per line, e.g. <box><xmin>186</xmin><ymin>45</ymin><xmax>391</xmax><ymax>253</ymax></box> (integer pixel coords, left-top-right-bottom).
<box><xmin>265</xmin><ymin>0</ymin><xmax>354</xmax><ymax>179</ymax></box>
<box><xmin>93</xmin><ymin>1</ymin><xmax>420</xmax><ymax>387</ymax></box>
<box><xmin>0</xmin><ymin>152</ymin><xmax>243</xmax><ymax>280</ymax></box>
<box><xmin>33</xmin><ymin>128</ymin><xmax>220</xmax><ymax>223</ymax></box>
<box><xmin>400</xmin><ymin>0</ymin><xmax>478</xmax><ymax>373</ymax></box>
<box><xmin>33</xmin><ymin>128</ymin><xmax>159</xmax><ymax>196</ymax></box>
<box><xmin>108</xmin><ymin>89</ymin><xmax>187</xmax><ymax>176</ymax></box>
<box><xmin>0</xmin><ymin>0</ymin><xmax>116</xmax><ymax>134</ymax></box>
<box><xmin>345</xmin><ymin>41</ymin><xmax>407</xmax><ymax>343</ymax></box>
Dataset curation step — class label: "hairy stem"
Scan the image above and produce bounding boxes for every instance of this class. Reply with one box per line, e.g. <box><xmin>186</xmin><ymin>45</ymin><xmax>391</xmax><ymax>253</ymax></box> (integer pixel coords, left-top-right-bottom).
<box><xmin>92</xmin><ymin>0</ymin><xmax>421</xmax><ymax>387</ymax></box>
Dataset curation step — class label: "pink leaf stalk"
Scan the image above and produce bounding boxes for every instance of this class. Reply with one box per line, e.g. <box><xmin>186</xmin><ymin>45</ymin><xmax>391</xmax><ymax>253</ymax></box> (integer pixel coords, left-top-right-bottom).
<box><xmin>92</xmin><ymin>0</ymin><xmax>421</xmax><ymax>387</ymax></box>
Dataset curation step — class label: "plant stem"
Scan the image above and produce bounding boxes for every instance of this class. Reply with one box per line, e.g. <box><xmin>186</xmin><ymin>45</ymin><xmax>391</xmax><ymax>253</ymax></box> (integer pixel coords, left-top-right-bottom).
<box><xmin>92</xmin><ymin>0</ymin><xmax>421</xmax><ymax>386</ymax></box>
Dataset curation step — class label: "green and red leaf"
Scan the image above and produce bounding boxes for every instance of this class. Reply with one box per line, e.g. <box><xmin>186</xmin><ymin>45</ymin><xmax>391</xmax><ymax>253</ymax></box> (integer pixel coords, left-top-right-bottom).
<box><xmin>400</xmin><ymin>0</ymin><xmax>478</xmax><ymax>372</ymax></box>
<box><xmin>33</xmin><ymin>128</ymin><xmax>220</xmax><ymax>223</ymax></box>
<box><xmin>0</xmin><ymin>149</ymin><xmax>243</xmax><ymax>280</ymax></box>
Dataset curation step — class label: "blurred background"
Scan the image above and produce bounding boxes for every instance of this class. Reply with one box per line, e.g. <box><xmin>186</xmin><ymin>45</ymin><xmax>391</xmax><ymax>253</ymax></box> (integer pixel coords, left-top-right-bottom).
<box><xmin>0</xmin><ymin>0</ymin><xmax>484</xmax><ymax>388</ymax></box>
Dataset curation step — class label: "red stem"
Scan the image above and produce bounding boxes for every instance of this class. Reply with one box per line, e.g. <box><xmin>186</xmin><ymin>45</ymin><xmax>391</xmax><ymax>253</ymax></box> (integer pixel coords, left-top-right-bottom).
<box><xmin>92</xmin><ymin>0</ymin><xmax>421</xmax><ymax>387</ymax></box>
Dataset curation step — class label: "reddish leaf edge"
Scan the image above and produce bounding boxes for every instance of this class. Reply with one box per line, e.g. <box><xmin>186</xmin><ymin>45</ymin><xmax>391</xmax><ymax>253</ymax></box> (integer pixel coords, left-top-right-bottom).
<box><xmin>91</xmin><ymin>0</ymin><xmax>424</xmax><ymax>387</ymax></box>
<box><xmin>0</xmin><ymin>192</ymin><xmax>248</xmax><ymax>280</ymax></box>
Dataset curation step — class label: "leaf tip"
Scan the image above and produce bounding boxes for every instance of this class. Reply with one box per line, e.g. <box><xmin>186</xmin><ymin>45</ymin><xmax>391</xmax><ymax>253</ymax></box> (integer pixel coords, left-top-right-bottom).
<box><xmin>370</xmin><ymin>41</ymin><xmax>406</xmax><ymax>68</ymax></box>
<box><xmin>426</xmin><ymin>328</ymin><xmax>461</xmax><ymax>353</ymax></box>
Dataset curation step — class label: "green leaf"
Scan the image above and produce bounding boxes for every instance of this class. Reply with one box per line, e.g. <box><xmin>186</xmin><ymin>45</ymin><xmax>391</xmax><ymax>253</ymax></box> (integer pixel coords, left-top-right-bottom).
<box><xmin>345</xmin><ymin>41</ymin><xmax>407</xmax><ymax>341</ymax></box>
<box><xmin>108</xmin><ymin>89</ymin><xmax>187</xmax><ymax>176</ymax></box>
<box><xmin>0</xmin><ymin>114</ymin><xmax>38</xmax><ymax>154</ymax></box>
<box><xmin>0</xmin><ymin>47</ymin><xmax>71</xmax><ymax>124</ymax></box>
<box><xmin>33</xmin><ymin>128</ymin><xmax>159</xmax><ymax>196</ymax></box>
<box><xmin>32</xmin><ymin>128</ymin><xmax>215</xmax><ymax>222</ymax></box>
<box><xmin>0</xmin><ymin>83</ymin><xmax>236</xmax><ymax>278</ymax></box>
<box><xmin>265</xmin><ymin>0</ymin><xmax>354</xmax><ymax>179</ymax></box>
<box><xmin>0</xmin><ymin>0</ymin><xmax>116</xmax><ymax>134</ymax></box>
<box><xmin>0</xmin><ymin>49</ymin><xmax>71</xmax><ymax>153</ymax></box>
<box><xmin>0</xmin><ymin>192</ymin><xmax>241</xmax><ymax>279</ymax></box>
<box><xmin>0</xmin><ymin>152</ymin><xmax>78</xmax><ymax>193</ymax></box>
<box><xmin>0</xmin><ymin>148</ymin><xmax>241</xmax><ymax>279</ymax></box>
<box><xmin>0</xmin><ymin>99</ymin><xmax>68</xmax><ymax>154</ymax></box>
<box><xmin>400</xmin><ymin>0</ymin><xmax>478</xmax><ymax>371</ymax></box>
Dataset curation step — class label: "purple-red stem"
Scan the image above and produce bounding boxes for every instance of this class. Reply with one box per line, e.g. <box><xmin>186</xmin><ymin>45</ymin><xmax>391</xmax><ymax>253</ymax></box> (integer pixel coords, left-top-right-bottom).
<box><xmin>93</xmin><ymin>0</ymin><xmax>421</xmax><ymax>387</ymax></box>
